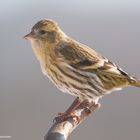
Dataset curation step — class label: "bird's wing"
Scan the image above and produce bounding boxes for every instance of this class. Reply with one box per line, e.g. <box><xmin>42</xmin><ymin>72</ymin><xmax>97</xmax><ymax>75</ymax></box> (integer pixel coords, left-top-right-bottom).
<box><xmin>57</xmin><ymin>41</ymin><xmax>129</xmax><ymax>78</ymax></box>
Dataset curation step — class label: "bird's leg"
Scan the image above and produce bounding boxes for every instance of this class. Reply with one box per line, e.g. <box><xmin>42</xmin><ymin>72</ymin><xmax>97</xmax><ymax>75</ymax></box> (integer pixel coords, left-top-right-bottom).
<box><xmin>55</xmin><ymin>97</ymin><xmax>81</xmax><ymax>122</ymax></box>
<box><xmin>80</xmin><ymin>100</ymin><xmax>101</xmax><ymax>116</ymax></box>
<box><xmin>75</xmin><ymin>99</ymin><xmax>99</xmax><ymax>110</ymax></box>
<box><xmin>55</xmin><ymin>98</ymin><xmax>100</xmax><ymax>123</ymax></box>
<box><xmin>64</xmin><ymin>97</ymin><xmax>81</xmax><ymax>114</ymax></box>
<box><xmin>71</xmin><ymin>99</ymin><xmax>101</xmax><ymax>123</ymax></box>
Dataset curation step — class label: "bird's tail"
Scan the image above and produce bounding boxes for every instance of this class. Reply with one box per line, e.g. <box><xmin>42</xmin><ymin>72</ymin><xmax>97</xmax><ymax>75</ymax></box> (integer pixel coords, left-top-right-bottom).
<box><xmin>130</xmin><ymin>78</ymin><xmax>140</xmax><ymax>87</ymax></box>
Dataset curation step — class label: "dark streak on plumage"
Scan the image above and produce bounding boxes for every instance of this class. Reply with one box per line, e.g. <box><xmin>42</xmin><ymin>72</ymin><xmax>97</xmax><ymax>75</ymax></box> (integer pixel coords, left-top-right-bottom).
<box><xmin>70</xmin><ymin>83</ymin><xmax>98</xmax><ymax>96</ymax></box>
<box><xmin>58</xmin><ymin>43</ymin><xmax>83</xmax><ymax>61</ymax></box>
<box><xmin>27</xmin><ymin>19</ymin><xmax>140</xmax><ymax>103</ymax></box>
<box><xmin>74</xmin><ymin>59</ymin><xmax>97</xmax><ymax>67</ymax></box>
<box><xmin>56</xmin><ymin>64</ymin><xmax>86</xmax><ymax>84</ymax></box>
<box><xmin>87</xmin><ymin>81</ymin><xmax>103</xmax><ymax>95</ymax></box>
<box><xmin>49</xmin><ymin>67</ymin><xmax>70</xmax><ymax>87</ymax></box>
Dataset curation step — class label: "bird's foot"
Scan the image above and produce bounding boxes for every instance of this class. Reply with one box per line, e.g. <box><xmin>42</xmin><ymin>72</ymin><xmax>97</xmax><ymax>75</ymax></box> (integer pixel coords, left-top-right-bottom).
<box><xmin>53</xmin><ymin>98</ymin><xmax>100</xmax><ymax>124</ymax></box>
<box><xmin>84</xmin><ymin>102</ymin><xmax>101</xmax><ymax>115</ymax></box>
<box><xmin>54</xmin><ymin>111</ymin><xmax>80</xmax><ymax>124</ymax></box>
<box><xmin>76</xmin><ymin>100</ymin><xmax>101</xmax><ymax>117</ymax></box>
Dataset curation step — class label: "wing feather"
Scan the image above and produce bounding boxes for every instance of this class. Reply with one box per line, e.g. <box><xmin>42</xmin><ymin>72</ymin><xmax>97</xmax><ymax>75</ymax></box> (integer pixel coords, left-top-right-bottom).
<box><xmin>57</xmin><ymin>40</ymin><xmax>130</xmax><ymax>78</ymax></box>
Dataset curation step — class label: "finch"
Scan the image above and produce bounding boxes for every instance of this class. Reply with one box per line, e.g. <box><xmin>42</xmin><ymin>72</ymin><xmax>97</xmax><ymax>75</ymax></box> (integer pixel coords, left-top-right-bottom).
<box><xmin>24</xmin><ymin>19</ymin><xmax>140</xmax><ymax>110</ymax></box>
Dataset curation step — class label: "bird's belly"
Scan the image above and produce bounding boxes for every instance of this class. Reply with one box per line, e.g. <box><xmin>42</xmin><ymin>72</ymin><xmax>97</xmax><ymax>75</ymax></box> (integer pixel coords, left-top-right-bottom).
<box><xmin>41</xmin><ymin>62</ymin><xmax>106</xmax><ymax>101</ymax></box>
<box><xmin>41</xmin><ymin>63</ymin><xmax>75</xmax><ymax>95</ymax></box>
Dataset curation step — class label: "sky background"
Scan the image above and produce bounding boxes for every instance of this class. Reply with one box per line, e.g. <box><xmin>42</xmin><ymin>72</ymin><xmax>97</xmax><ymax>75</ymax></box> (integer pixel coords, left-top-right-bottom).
<box><xmin>0</xmin><ymin>0</ymin><xmax>140</xmax><ymax>140</ymax></box>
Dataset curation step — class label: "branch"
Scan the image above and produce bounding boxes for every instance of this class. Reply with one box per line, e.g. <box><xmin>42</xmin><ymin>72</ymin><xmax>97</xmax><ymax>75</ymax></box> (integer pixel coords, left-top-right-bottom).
<box><xmin>44</xmin><ymin>98</ymin><xmax>100</xmax><ymax>140</ymax></box>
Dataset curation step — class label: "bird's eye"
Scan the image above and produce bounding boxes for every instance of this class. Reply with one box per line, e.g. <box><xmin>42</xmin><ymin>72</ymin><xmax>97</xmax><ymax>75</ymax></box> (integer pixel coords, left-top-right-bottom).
<box><xmin>39</xmin><ymin>30</ymin><xmax>47</xmax><ymax>35</ymax></box>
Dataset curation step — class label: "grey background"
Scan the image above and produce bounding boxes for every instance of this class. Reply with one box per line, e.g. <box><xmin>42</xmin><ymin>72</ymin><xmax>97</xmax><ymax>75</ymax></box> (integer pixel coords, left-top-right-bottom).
<box><xmin>0</xmin><ymin>0</ymin><xmax>140</xmax><ymax>140</ymax></box>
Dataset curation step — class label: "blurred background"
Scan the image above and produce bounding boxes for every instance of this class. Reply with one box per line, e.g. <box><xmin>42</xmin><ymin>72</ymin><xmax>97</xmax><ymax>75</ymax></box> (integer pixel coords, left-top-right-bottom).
<box><xmin>0</xmin><ymin>0</ymin><xmax>140</xmax><ymax>140</ymax></box>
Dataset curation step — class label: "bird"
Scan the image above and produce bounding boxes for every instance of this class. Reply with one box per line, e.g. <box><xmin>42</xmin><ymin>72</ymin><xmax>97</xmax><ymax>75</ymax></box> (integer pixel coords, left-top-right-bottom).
<box><xmin>24</xmin><ymin>19</ymin><xmax>140</xmax><ymax>117</ymax></box>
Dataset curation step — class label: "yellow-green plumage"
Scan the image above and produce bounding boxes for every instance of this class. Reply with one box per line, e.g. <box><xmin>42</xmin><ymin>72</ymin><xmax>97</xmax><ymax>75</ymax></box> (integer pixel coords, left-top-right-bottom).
<box><xmin>25</xmin><ymin>19</ymin><xmax>140</xmax><ymax>102</ymax></box>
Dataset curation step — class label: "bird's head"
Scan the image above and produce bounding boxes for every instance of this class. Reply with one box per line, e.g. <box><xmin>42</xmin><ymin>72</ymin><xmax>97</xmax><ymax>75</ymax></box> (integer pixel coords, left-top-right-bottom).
<box><xmin>24</xmin><ymin>19</ymin><xmax>63</xmax><ymax>43</ymax></box>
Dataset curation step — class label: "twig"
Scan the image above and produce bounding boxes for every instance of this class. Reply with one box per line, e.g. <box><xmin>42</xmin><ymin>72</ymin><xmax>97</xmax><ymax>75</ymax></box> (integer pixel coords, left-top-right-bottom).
<box><xmin>44</xmin><ymin>98</ymin><xmax>100</xmax><ymax>140</ymax></box>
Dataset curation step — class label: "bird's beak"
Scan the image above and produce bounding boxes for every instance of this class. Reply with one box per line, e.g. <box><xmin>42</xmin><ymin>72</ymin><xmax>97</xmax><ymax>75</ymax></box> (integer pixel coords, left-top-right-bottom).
<box><xmin>24</xmin><ymin>31</ymin><xmax>36</xmax><ymax>40</ymax></box>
